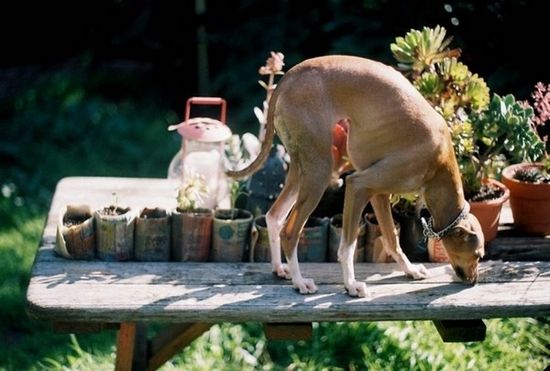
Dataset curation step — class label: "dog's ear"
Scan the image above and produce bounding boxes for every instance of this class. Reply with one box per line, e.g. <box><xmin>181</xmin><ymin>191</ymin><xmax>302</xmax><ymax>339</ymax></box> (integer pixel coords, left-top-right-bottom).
<box><xmin>448</xmin><ymin>218</ymin><xmax>485</xmax><ymax>257</ymax></box>
<box><xmin>448</xmin><ymin>224</ymin><xmax>478</xmax><ymax>243</ymax></box>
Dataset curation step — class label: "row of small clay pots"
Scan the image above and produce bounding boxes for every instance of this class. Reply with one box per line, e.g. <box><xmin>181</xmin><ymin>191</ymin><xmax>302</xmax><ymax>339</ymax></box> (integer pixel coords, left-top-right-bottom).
<box><xmin>56</xmin><ymin>204</ymin><xmax>417</xmax><ymax>263</ymax></box>
<box><xmin>55</xmin><ymin>205</ymin><xmax>255</xmax><ymax>262</ymax></box>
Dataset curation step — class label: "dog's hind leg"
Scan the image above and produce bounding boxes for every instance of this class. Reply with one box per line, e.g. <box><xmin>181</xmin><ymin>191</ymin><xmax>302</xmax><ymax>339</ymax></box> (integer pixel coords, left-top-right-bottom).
<box><xmin>280</xmin><ymin>159</ymin><xmax>332</xmax><ymax>294</ymax></box>
<box><xmin>370</xmin><ymin>194</ymin><xmax>429</xmax><ymax>279</ymax></box>
<box><xmin>266</xmin><ymin>162</ymin><xmax>299</xmax><ymax>279</ymax></box>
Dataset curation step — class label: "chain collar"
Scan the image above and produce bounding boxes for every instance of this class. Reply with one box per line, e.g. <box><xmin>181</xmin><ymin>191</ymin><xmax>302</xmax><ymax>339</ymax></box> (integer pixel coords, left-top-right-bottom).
<box><xmin>421</xmin><ymin>203</ymin><xmax>470</xmax><ymax>240</ymax></box>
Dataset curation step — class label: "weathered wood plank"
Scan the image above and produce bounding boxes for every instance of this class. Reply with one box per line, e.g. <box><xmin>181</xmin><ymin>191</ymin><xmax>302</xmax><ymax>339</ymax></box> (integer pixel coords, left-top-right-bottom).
<box><xmin>25</xmin><ymin>177</ymin><xmax>550</xmax><ymax>326</ymax></box>
<box><xmin>30</xmin><ymin>247</ymin><xmax>550</xmax><ymax>285</ymax></box>
<box><xmin>487</xmin><ymin>237</ymin><xmax>550</xmax><ymax>261</ymax></box>
<box><xmin>27</xmin><ymin>279</ymin><xmax>550</xmax><ymax>323</ymax></box>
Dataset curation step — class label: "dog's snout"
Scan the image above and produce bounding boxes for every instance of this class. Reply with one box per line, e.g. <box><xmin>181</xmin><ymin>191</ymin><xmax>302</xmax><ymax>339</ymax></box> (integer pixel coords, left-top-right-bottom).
<box><xmin>454</xmin><ymin>266</ymin><xmax>466</xmax><ymax>281</ymax></box>
<box><xmin>453</xmin><ymin>265</ymin><xmax>478</xmax><ymax>284</ymax></box>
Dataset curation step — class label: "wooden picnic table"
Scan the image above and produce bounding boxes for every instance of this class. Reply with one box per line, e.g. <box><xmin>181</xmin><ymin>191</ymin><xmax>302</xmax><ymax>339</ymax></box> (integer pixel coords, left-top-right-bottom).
<box><xmin>25</xmin><ymin>177</ymin><xmax>550</xmax><ymax>371</ymax></box>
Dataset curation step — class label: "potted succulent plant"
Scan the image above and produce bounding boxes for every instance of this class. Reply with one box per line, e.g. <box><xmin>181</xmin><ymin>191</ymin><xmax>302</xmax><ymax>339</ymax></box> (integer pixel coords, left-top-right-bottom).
<box><xmin>462</xmin><ymin>93</ymin><xmax>545</xmax><ymax>241</ymax></box>
<box><xmin>501</xmin><ymin>82</ymin><xmax>550</xmax><ymax>236</ymax></box>
<box><xmin>171</xmin><ymin>172</ymin><xmax>213</xmax><ymax>262</ymax></box>
<box><xmin>391</xmin><ymin>25</ymin><xmax>543</xmax><ymax>243</ymax></box>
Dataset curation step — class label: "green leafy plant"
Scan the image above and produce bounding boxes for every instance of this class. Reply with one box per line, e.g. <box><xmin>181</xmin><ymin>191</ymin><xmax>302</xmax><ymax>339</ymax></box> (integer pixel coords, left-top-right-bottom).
<box><xmin>229</xmin><ymin>179</ymin><xmax>249</xmax><ymax>210</ymax></box>
<box><xmin>391</xmin><ymin>25</ymin><xmax>544</xmax><ymax>200</ymax></box>
<box><xmin>462</xmin><ymin>94</ymin><xmax>546</xmax><ymax>196</ymax></box>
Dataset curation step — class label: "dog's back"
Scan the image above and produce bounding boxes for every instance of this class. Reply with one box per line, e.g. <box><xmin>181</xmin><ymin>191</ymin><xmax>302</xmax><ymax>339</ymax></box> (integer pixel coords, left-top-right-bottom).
<box><xmin>272</xmin><ymin>55</ymin><xmax>451</xmax><ymax>174</ymax></box>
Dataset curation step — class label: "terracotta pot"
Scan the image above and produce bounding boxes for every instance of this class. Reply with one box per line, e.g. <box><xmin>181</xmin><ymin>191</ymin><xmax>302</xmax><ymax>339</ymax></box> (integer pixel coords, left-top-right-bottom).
<box><xmin>427</xmin><ymin>238</ymin><xmax>449</xmax><ymax>263</ymax></box>
<box><xmin>469</xmin><ymin>179</ymin><xmax>509</xmax><ymax>243</ymax></box>
<box><xmin>171</xmin><ymin>208</ymin><xmax>213</xmax><ymax>262</ymax></box>
<box><xmin>501</xmin><ymin>163</ymin><xmax>550</xmax><ymax>236</ymax></box>
<box><xmin>56</xmin><ymin>204</ymin><xmax>96</xmax><ymax>260</ymax></box>
<box><xmin>135</xmin><ymin>207</ymin><xmax>170</xmax><ymax>261</ymax></box>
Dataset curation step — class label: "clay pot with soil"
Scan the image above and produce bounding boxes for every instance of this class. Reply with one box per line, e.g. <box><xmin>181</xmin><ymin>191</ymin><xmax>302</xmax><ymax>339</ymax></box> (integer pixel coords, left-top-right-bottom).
<box><xmin>501</xmin><ymin>162</ymin><xmax>550</xmax><ymax>236</ymax></box>
<box><xmin>135</xmin><ymin>207</ymin><xmax>170</xmax><ymax>261</ymax></box>
<box><xmin>95</xmin><ymin>204</ymin><xmax>135</xmax><ymax>261</ymax></box>
<box><xmin>468</xmin><ymin>179</ymin><xmax>509</xmax><ymax>243</ymax></box>
<box><xmin>211</xmin><ymin>208</ymin><xmax>253</xmax><ymax>262</ymax></box>
<box><xmin>171</xmin><ymin>207</ymin><xmax>213</xmax><ymax>261</ymax></box>
<box><xmin>56</xmin><ymin>204</ymin><xmax>96</xmax><ymax>260</ymax></box>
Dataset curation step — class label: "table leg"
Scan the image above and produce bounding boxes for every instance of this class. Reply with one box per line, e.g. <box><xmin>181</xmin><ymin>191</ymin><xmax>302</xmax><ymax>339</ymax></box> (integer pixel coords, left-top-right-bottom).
<box><xmin>148</xmin><ymin>323</ymin><xmax>213</xmax><ymax>371</ymax></box>
<box><xmin>115</xmin><ymin>322</ymin><xmax>138</xmax><ymax>371</ymax></box>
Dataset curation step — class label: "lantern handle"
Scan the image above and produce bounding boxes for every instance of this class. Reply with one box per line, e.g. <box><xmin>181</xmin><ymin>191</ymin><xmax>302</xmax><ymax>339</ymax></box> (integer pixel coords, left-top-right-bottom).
<box><xmin>185</xmin><ymin>97</ymin><xmax>227</xmax><ymax>124</ymax></box>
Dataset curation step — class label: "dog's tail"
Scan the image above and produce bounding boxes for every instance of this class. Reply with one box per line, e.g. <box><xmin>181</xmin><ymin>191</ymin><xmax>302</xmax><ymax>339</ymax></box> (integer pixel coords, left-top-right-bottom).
<box><xmin>226</xmin><ymin>88</ymin><xmax>279</xmax><ymax>179</ymax></box>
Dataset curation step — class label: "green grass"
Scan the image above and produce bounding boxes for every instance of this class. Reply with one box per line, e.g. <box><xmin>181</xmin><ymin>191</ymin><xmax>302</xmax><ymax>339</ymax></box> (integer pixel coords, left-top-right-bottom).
<box><xmin>0</xmin><ymin>66</ymin><xmax>549</xmax><ymax>370</ymax></box>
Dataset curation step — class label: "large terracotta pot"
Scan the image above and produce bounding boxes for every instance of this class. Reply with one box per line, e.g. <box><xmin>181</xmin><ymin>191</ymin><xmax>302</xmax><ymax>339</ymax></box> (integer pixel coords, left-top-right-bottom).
<box><xmin>501</xmin><ymin>163</ymin><xmax>550</xmax><ymax>236</ymax></box>
<box><xmin>469</xmin><ymin>179</ymin><xmax>509</xmax><ymax>243</ymax></box>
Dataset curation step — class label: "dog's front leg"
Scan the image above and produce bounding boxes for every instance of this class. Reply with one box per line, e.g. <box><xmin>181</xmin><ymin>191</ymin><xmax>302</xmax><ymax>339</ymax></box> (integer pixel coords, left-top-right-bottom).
<box><xmin>339</xmin><ymin>173</ymin><xmax>370</xmax><ymax>297</ymax></box>
<box><xmin>370</xmin><ymin>194</ymin><xmax>429</xmax><ymax>279</ymax></box>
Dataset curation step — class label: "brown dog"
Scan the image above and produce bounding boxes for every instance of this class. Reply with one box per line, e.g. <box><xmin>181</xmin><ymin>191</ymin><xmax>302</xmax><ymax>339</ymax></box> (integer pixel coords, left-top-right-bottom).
<box><xmin>228</xmin><ymin>55</ymin><xmax>484</xmax><ymax>297</ymax></box>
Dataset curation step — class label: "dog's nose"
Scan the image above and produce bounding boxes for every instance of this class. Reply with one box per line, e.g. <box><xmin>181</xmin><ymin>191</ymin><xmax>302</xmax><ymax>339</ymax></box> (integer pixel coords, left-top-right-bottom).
<box><xmin>454</xmin><ymin>266</ymin><xmax>466</xmax><ymax>280</ymax></box>
<box><xmin>454</xmin><ymin>266</ymin><xmax>477</xmax><ymax>284</ymax></box>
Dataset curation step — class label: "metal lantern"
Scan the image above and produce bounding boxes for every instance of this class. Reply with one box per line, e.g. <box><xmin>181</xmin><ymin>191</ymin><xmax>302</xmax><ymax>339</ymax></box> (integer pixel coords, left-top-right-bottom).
<box><xmin>168</xmin><ymin>97</ymin><xmax>232</xmax><ymax>209</ymax></box>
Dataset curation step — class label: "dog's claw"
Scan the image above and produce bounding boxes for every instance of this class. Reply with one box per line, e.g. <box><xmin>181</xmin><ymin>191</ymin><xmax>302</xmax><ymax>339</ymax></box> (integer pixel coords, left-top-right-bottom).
<box><xmin>272</xmin><ymin>263</ymin><xmax>291</xmax><ymax>280</ymax></box>
<box><xmin>293</xmin><ymin>278</ymin><xmax>318</xmax><ymax>294</ymax></box>
<box><xmin>345</xmin><ymin>281</ymin><xmax>368</xmax><ymax>297</ymax></box>
<box><xmin>406</xmin><ymin>264</ymin><xmax>429</xmax><ymax>280</ymax></box>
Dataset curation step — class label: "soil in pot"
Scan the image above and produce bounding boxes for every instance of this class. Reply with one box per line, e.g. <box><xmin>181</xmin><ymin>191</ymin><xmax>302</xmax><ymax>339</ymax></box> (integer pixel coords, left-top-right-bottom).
<box><xmin>502</xmin><ymin>163</ymin><xmax>550</xmax><ymax>236</ymax></box>
<box><xmin>467</xmin><ymin>179</ymin><xmax>509</xmax><ymax>243</ymax></box>
<box><xmin>56</xmin><ymin>204</ymin><xmax>96</xmax><ymax>260</ymax></box>
<box><xmin>171</xmin><ymin>208</ymin><xmax>213</xmax><ymax>262</ymax></box>
<box><xmin>135</xmin><ymin>207</ymin><xmax>170</xmax><ymax>261</ymax></box>
<box><xmin>95</xmin><ymin>205</ymin><xmax>135</xmax><ymax>261</ymax></box>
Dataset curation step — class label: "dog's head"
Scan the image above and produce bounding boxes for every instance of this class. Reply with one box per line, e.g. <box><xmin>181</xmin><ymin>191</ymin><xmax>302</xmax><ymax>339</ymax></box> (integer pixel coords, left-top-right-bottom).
<box><xmin>441</xmin><ymin>213</ymin><xmax>484</xmax><ymax>283</ymax></box>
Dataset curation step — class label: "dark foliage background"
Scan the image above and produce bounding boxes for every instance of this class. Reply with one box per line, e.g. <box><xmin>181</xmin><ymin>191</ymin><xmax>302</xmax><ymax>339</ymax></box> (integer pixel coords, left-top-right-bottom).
<box><xmin>2</xmin><ymin>1</ymin><xmax>547</xmax><ymax>113</ymax></box>
<box><xmin>1</xmin><ymin>0</ymin><xmax>548</xmax><ymax>205</ymax></box>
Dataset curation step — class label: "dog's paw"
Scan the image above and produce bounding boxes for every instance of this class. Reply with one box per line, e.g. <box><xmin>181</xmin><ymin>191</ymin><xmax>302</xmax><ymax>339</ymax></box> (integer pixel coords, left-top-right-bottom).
<box><xmin>272</xmin><ymin>263</ymin><xmax>291</xmax><ymax>280</ymax></box>
<box><xmin>293</xmin><ymin>278</ymin><xmax>318</xmax><ymax>294</ymax></box>
<box><xmin>345</xmin><ymin>281</ymin><xmax>368</xmax><ymax>297</ymax></box>
<box><xmin>405</xmin><ymin>264</ymin><xmax>430</xmax><ymax>280</ymax></box>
